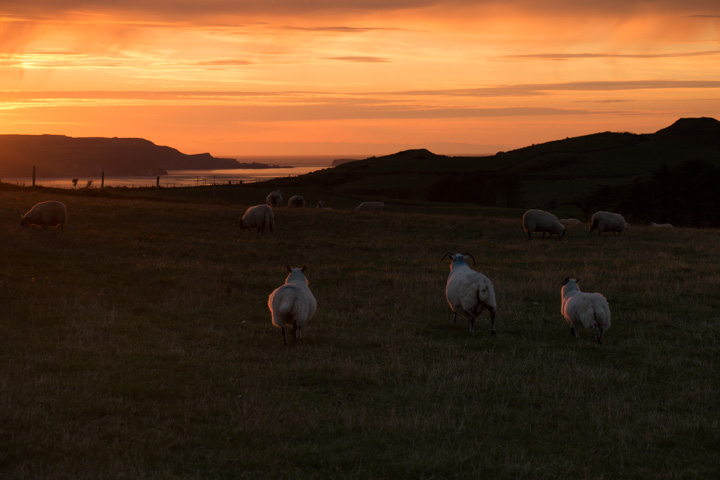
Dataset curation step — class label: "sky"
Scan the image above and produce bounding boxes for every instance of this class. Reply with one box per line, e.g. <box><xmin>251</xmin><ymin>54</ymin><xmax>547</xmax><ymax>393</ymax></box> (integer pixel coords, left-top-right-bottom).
<box><xmin>1</xmin><ymin>0</ymin><xmax>719</xmax><ymax>159</ymax></box>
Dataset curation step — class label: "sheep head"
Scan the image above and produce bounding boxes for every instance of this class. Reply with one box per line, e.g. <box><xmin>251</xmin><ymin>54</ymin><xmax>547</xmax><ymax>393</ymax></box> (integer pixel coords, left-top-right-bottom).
<box><xmin>286</xmin><ymin>264</ymin><xmax>307</xmax><ymax>272</ymax></box>
<box><xmin>441</xmin><ymin>252</ymin><xmax>476</xmax><ymax>265</ymax></box>
<box><xmin>562</xmin><ymin>276</ymin><xmax>579</xmax><ymax>285</ymax></box>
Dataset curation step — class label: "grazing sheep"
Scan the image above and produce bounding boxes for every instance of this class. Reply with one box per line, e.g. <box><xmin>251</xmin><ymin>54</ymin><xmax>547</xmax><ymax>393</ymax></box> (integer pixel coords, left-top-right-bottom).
<box><xmin>268</xmin><ymin>265</ymin><xmax>317</xmax><ymax>345</ymax></box>
<box><xmin>316</xmin><ymin>200</ymin><xmax>331</xmax><ymax>210</ymax></box>
<box><xmin>355</xmin><ymin>201</ymin><xmax>386</xmax><ymax>212</ymax></box>
<box><xmin>20</xmin><ymin>201</ymin><xmax>67</xmax><ymax>231</ymax></box>
<box><xmin>288</xmin><ymin>195</ymin><xmax>305</xmax><ymax>208</ymax></box>
<box><xmin>561</xmin><ymin>277</ymin><xmax>611</xmax><ymax>344</ymax></box>
<box><xmin>265</xmin><ymin>190</ymin><xmax>283</xmax><ymax>208</ymax></box>
<box><xmin>589</xmin><ymin>211</ymin><xmax>626</xmax><ymax>235</ymax></box>
<box><xmin>650</xmin><ymin>222</ymin><xmax>673</xmax><ymax>228</ymax></box>
<box><xmin>442</xmin><ymin>252</ymin><xmax>497</xmax><ymax>334</ymax></box>
<box><xmin>522</xmin><ymin>209</ymin><xmax>565</xmax><ymax>239</ymax></box>
<box><xmin>240</xmin><ymin>204</ymin><xmax>274</xmax><ymax>233</ymax></box>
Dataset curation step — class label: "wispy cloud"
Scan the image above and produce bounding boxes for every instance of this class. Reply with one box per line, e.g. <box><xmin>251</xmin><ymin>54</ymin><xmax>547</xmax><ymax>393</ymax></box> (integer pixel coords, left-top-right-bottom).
<box><xmin>325</xmin><ymin>56</ymin><xmax>390</xmax><ymax>63</ymax></box>
<box><xmin>195</xmin><ymin>59</ymin><xmax>255</xmax><ymax>66</ymax></box>
<box><xmin>504</xmin><ymin>50</ymin><xmax>720</xmax><ymax>60</ymax></box>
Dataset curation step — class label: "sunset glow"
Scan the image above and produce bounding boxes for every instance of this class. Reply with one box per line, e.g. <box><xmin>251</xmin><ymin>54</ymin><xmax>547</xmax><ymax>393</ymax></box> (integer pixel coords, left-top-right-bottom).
<box><xmin>2</xmin><ymin>1</ymin><xmax>719</xmax><ymax>157</ymax></box>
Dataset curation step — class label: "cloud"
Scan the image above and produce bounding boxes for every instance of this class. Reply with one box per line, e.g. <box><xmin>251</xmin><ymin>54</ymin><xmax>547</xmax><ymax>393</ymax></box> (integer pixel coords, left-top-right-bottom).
<box><xmin>387</xmin><ymin>80</ymin><xmax>720</xmax><ymax>97</ymax></box>
<box><xmin>194</xmin><ymin>59</ymin><xmax>255</xmax><ymax>66</ymax></box>
<box><xmin>503</xmin><ymin>50</ymin><xmax>720</xmax><ymax>61</ymax></box>
<box><xmin>5</xmin><ymin>1</ymin><xmax>720</xmax><ymax>20</ymax></box>
<box><xmin>325</xmin><ymin>56</ymin><xmax>390</xmax><ymax>63</ymax></box>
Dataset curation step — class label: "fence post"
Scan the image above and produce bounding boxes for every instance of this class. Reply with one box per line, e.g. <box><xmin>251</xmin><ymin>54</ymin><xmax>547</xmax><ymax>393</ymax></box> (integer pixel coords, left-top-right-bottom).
<box><xmin>101</xmin><ymin>170</ymin><xmax>105</xmax><ymax>191</ymax></box>
<box><xmin>32</xmin><ymin>166</ymin><xmax>36</xmax><ymax>187</ymax></box>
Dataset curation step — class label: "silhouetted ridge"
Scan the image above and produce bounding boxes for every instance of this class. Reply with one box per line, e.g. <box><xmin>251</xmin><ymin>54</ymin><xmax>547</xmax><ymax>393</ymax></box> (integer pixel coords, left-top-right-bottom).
<box><xmin>653</xmin><ymin>117</ymin><xmax>720</xmax><ymax>146</ymax></box>
<box><xmin>0</xmin><ymin>135</ymin><xmax>241</xmax><ymax>177</ymax></box>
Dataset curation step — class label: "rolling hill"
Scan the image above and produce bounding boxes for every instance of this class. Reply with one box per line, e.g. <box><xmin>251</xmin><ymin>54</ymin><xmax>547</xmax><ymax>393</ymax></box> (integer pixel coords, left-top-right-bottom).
<box><xmin>265</xmin><ymin>117</ymin><xmax>720</xmax><ymax>213</ymax></box>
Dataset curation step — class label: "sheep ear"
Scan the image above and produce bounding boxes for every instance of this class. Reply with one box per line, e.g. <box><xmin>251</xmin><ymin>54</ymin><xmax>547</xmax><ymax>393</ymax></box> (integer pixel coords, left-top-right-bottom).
<box><xmin>301</xmin><ymin>264</ymin><xmax>306</xmax><ymax>272</ymax></box>
<box><xmin>286</xmin><ymin>264</ymin><xmax>292</xmax><ymax>272</ymax></box>
<box><xmin>562</xmin><ymin>276</ymin><xmax>570</xmax><ymax>285</ymax></box>
<box><xmin>441</xmin><ymin>252</ymin><xmax>453</xmax><ymax>262</ymax></box>
<box><xmin>462</xmin><ymin>252</ymin><xmax>476</xmax><ymax>265</ymax></box>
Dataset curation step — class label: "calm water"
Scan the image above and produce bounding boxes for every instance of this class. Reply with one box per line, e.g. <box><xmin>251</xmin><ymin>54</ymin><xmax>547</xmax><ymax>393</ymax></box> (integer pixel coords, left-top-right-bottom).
<box><xmin>2</xmin><ymin>166</ymin><xmax>329</xmax><ymax>189</ymax></box>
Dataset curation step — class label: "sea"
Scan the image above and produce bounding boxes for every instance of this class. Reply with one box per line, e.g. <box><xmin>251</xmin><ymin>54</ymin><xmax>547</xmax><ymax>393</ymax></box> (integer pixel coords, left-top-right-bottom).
<box><xmin>0</xmin><ymin>156</ymin><xmax>350</xmax><ymax>189</ymax></box>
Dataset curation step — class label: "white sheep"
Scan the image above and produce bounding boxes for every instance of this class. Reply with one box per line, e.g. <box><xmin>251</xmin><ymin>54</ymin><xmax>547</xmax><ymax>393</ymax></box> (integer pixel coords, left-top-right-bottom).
<box><xmin>288</xmin><ymin>195</ymin><xmax>305</xmax><ymax>208</ymax></box>
<box><xmin>354</xmin><ymin>201</ymin><xmax>386</xmax><ymax>212</ymax></box>
<box><xmin>522</xmin><ymin>209</ymin><xmax>565</xmax><ymax>239</ymax></box>
<box><xmin>240</xmin><ymin>204</ymin><xmax>274</xmax><ymax>233</ymax></box>
<box><xmin>265</xmin><ymin>190</ymin><xmax>283</xmax><ymax>208</ymax></box>
<box><xmin>442</xmin><ymin>252</ymin><xmax>497</xmax><ymax>334</ymax></box>
<box><xmin>650</xmin><ymin>222</ymin><xmax>673</xmax><ymax>228</ymax></box>
<box><xmin>589</xmin><ymin>211</ymin><xmax>626</xmax><ymax>235</ymax></box>
<box><xmin>268</xmin><ymin>265</ymin><xmax>317</xmax><ymax>345</ymax></box>
<box><xmin>20</xmin><ymin>200</ymin><xmax>67</xmax><ymax>231</ymax></box>
<box><xmin>561</xmin><ymin>277</ymin><xmax>611</xmax><ymax>344</ymax></box>
<box><xmin>316</xmin><ymin>200</ymin><xmax>332</xmax><ymax>210</ymax></box>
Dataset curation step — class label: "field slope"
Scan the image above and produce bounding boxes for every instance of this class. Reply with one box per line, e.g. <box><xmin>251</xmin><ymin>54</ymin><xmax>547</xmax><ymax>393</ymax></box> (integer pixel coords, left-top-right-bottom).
<box><xmin>1</xmin><ymin>189</ymin><xmax>718</xmax><ymax>479</ymax></box>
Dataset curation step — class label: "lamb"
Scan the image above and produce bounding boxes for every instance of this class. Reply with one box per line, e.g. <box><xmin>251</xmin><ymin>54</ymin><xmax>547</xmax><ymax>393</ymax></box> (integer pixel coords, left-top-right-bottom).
<box><xmin>354</xmin><ymin>201</ymin><xmax>386</xmax><ymax>212</ymax></box>
<box><xmin>522</xmin><ymin>209</ymin><xmax>565</xmax><ymax>239</ymax></box>
<box><xmin>442</xmin><ymin>252</ymin><xmax>497</xmax><ymax>334</ymax></box>
<box><xmin>316</xmin><ymin>200</ymin><xmax>331</xmax><ymax>210</ymax></box>
<box><xmin>589</xmin><ymin>211</ymin><xmax>626</xmax><ymax>235</ymax></box>
<box><xmin>288</xmin><ymin>195</ymin><xmax>305</xmax><ymax>208</ymax></box>
<box><xmin>650</xmin><ymin>222</ymin><xmax>673</xmax><ymax>228</ymax></box>
<box><xmin>265</xmin><ymin>190</ymin><xmax>283</xmax><ymax>208</ymax></box>
<box><xmin>20</xmin><ymin>200</ymin><xmax>67</xmax><ymax>231</ymax></box>
<box><xmin>561</xmin><ymin>277</ymin><xmax>611</xmax><ymax>344</ymax></box>
<box><xmin>240</xmin><ymin>204</ymin><xmax>274</xmax><ymax>233</ymax></box>
<box><xmin>268</xmin><ymin>265</ymin><xmax>317</xmax><ymax>345</ymax></box>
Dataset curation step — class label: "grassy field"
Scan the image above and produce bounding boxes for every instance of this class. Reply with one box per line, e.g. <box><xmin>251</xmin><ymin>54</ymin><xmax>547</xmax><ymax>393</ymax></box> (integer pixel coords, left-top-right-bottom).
<box><xmin>1</xmin><ymin>187</ymin><xmax>718</xmax><ymax>479</ymax></box>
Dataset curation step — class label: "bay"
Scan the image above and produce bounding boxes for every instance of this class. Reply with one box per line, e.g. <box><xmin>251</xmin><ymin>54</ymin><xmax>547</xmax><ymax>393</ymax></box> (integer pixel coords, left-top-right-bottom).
<box><xmin>1</xmin><ymin>165</ymin><xmax>327</xmax><ymax>189</ymax></box>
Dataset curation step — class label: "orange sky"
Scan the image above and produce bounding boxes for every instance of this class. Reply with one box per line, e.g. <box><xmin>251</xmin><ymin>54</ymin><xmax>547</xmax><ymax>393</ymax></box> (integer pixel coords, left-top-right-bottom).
<box><xmin>1</xmin><ymin>1</ymin><xmax>719</xmax><ymax>157</ymax></box>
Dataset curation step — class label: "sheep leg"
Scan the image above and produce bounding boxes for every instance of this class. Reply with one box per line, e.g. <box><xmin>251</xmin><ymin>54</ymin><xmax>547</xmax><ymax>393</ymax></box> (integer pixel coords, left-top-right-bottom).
<box><xmin>595</xmin><ymin>326</ymin><xmax>604</xmax><ymax>345</ymax></box>
<box><xmin>291</xmin><ymin>322</ymin><xmax>298</xmax><ymax>344</ymax></box>
<box><xmin>569</xmin><ymin>325</ymin><xmax>579</xmax><ymax>339</ymax></box>
<box><xmin>468</xmin><ymin>316</ymin><xmax>475</xmax><ymax>333</ymax></box>
<box><xmin>452</xmin><ymin>312</ymin><xmax>457</xmax><ymax>323</ymax></box>
<box><xmin>489</xmin><ymin>307</ymin><xmax>496</xmax><ymax>335</ymax></box>
<box><xmin>281</xmin><ymin>327</ymin><xmax>288</xmax><ymax>345</ymax></box>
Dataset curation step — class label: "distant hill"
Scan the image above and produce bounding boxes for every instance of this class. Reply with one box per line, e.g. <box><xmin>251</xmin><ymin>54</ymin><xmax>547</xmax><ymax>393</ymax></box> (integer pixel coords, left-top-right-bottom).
<box><xmin>263</xmin><ymin>117</ymin><xmax>720</xmax><ymax>212</ymax></box>
<box><xmin>0</xmin><ymin>135</ymin><xmax>243</xmax><ymax>177</ymax></box>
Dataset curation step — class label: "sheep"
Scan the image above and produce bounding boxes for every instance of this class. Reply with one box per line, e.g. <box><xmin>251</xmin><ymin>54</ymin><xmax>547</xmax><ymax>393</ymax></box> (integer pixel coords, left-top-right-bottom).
<box><xmin>316</xmin><ymin>200</ymin><xmax>332</xmax><ymax>210</ymax></box>
<box><xmin>561</xmin><ymin>277</ymin><xmax>611</xmax><ymax>344</ymax></box>
<box><xmin>589</xmin><ymin>211</ymin><xmax>626</xmax><ymax>235</ymax></box>
<box><xmin>560</xmin><ymin>218</ymin><xmax>582</xmax><ymax>225</ymax></box>
<box><xmin>268</xmin><ymin>264</ymin><xmax>317</xmax><ymax>345</ymax></box>
<box><xmin>265</xmin><ymin>190</ymin><xmax>283</xmax><ymax>208</ymax></box>
<box><xmin>355</xmin><ymin>201</ymin><xmax>386</xmax><ymax>212</ymax></box>
<box><xmin>240</xmin><ymin>204</ymin><xmax>274</xmax><ymax>233</ymax></box>
<box><xmin>20</xmin><ymin>200</ymin><xmax>67</xmax><ymax>231</ymax></box>
<box><xmin>441</xmin><ymin>252</ymin><xmax>497</xmax><ymax>334</ymax></box>
<box><xmin>288</xmin><ymin>195</ymin><xmax>305</xmax><ymax>208</ymax></box>
<box><xmin>522</xmin><ymin>209</ymin><xmax>565</xmax><ymax>240</ymax></box>
<box><xmin>650</xmin><ymin>222</ymin><xmax>673</xmax><ymax>228</ymax></box>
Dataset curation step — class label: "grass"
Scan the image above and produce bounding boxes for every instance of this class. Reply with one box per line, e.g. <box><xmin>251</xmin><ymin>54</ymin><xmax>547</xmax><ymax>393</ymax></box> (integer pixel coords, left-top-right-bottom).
<box><xmin>1</xmin><ymin>187</ymin><xmax>718</xmax><ymax>479</ymax></box>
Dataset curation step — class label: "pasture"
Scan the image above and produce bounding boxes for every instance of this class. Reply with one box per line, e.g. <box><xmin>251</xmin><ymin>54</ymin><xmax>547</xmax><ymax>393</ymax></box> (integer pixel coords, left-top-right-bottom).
<box><xmin>1</xmin><ymin>188</ymin><xmax>718</xmax><ymax>479</ymax></box>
